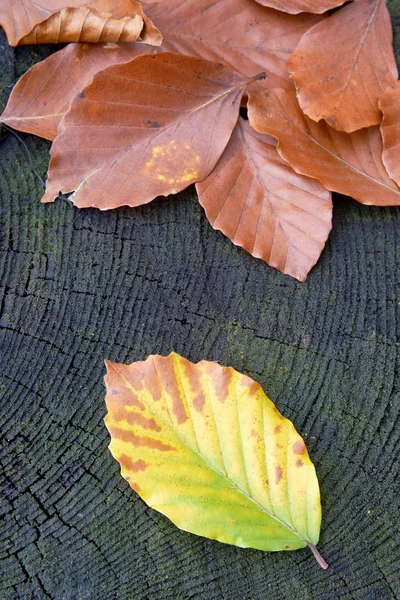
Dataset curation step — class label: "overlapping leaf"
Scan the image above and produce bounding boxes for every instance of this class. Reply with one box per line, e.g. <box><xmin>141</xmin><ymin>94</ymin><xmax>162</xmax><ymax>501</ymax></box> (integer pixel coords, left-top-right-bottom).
<box><xmin>252</xmin><ymin>0</ymin><xmax>346</xmax><ymax>14</ymax></box>
<box><xmin>196</xmin><ymin>118</ymin><xmax>332</xmax><ymax>282</ymax></box>
<box><xmin>288</xmin><ymin>0</ymin><xmax>398</xmax><ymax>132</ymax></box>
<box><xmin>0</xmin><ymin>43</ymin><xmax>149</xmax><ymax>140</ymax></box>
<box><xmin>104</xmin><ymin>352</ymin><xmax>327</xmax><ymax>567</ymax></box>
<box><xmin>0</xmin><ymin>0</ymin><xmax>161</xmax><ymax>46</ymax></box>
<box><xmin>379</xmin><ymin>81</ymin><xmax>400</xmax><ymax>188</ymax></box>
<box><xmin>145</xmin><ymin>0</ymin><xmax>324</xmax><ymax>89</ymax></box>
<box><xmin>0</xmin><ymin>0</ymin><xmax>88</xmax><ymax>46</ymax></box>
<box><xmin>42</xmin><ymin>53</ymin><xmax>260</xmax><ymax>208</ymax></box>
<box><xmin>248</xmin><ymin>89</ymin><xmax>400</xmax><ymax>206</ymax></box>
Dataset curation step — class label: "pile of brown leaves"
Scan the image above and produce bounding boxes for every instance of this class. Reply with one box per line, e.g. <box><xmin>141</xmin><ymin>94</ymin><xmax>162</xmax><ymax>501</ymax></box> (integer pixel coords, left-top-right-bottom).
<box><xmin>1</xmin><ymin>0</ymin><xmax>399</xmax><ymax>281</ymax></box>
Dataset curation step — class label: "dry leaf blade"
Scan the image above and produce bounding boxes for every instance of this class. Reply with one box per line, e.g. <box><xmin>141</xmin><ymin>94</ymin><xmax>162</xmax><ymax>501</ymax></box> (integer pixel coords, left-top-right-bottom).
<box><xmin>252</xmin><ymin>0</ymin><xmax>346</xmax><ymax>15</ymax></box>
<box><xmin>379</xmin><ymin>80</ymin><xmax>400</xmax><ymax>188</ymax></box>
<box><xmin>288</xmin><ymin>0</ymin><xmax>398</xmax><ymax>132</ymax></box>
<box><xmin>196</xmin><ymin>118</ymin><xmax>332</xmax><ymax>282</ymax></box>
<box><xmin>42</xmin><ymin>53</ymin><xmax>255</xmax><ymax>208</ymax></box>
<box><xmin>248</xmin><ymin>89</ymin><xmax>400</xmax><ymax>206</ymax></box>
<box><xmin>0</xmin><ymin>43</ymin><xmax>151</xmax><ymax>141</ymax></box>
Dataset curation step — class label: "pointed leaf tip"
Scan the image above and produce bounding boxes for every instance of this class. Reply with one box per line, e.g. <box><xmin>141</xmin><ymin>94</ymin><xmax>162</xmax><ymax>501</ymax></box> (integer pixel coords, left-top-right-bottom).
<box><xmin>104</xmin><ymin>353</ymin><xmax>323</xmax><ymax>559</ymax></box>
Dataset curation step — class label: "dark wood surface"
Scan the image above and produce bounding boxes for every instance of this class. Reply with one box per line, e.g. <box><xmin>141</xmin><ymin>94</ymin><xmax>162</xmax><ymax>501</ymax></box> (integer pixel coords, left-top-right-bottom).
<box><xmin>1</xmin><ymin>4</ymin><xmax>400</xmax><ymax>599</ymax></box>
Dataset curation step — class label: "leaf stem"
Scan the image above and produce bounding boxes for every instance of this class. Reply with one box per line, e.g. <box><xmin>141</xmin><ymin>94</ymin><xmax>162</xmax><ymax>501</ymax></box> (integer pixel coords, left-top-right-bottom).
<box><xmin>247</xmin><ymin>72</ymin><xmax>266</xmax><ymax>84</ymax></box>
<box><xmin>307</xmin><ymin>543</ymin><xmax>328</xmax><ymax>570</ymax></box>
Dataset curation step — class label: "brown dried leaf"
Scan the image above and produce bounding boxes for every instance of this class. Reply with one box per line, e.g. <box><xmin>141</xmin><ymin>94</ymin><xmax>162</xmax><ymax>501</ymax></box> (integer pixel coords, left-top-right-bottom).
<box><xmin>0</xmin><ymin>43</ymin><xmax>151</xmax><ymax>141</ymax></box>
<box><xmin>248</xmin><ymin>88</ymin><xmax>400</xmax><ymax>206</ymax></box>
<box><xmin>252</xmin><ymin>0</ymin><xmax>346</xmax><ymax>14</ymax></box>
<box><xmin>288</xmin><ymin>0</ymin><xmax>398</xmax><ymax>132</ymax></box>
<box><xmin>145</xmin><ymin>0</ymin><xmax>323</xmax><ymax>89</ymax></box>
<box><xmin>379</xmin><ymin>81</ymin><xmax>400</xmax><ymax>188</ymax></box>
<box><xmin>196</xmin><ymin>119</ymin><xmax>332</xmax><ymax>281</ymax></box>
<box><xmin>42</xmin><ymin>53</ymin><xmax>256</xmax><ymax>208</ymax></box>
<box><xmin>0</xmin><ymin>0</ymin><xmax>161</xmax><ymax>46</ymax></box>
<box><xmin>0</xmin><ymin>0</ymin><xmax>88</xmax><ymax>46</ymax></box>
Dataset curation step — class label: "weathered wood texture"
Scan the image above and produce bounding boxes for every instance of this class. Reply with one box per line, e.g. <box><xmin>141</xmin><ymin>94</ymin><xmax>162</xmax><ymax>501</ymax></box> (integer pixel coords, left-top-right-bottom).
<box><xmin>1</xmin><ymin>5</ymin><xmax>400</xmax><ymax>599</ymax></box>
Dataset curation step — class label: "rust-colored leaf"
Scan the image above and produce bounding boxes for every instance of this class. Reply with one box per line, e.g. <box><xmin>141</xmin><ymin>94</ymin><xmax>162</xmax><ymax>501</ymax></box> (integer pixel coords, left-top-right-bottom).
<box><xmin>0</xmin><ymin>0</ymin><xmax>161</xmax><ymax>46</ymax></box>
<box><xmin>288</xmin><ymin>0</ymin><xmax>398</xmax><ymax>132</ymax></box>
<box><xmin>145</xmin><ymin>0</ymin><xmax>323</xmax><ymax>90</ymax></box>
<box><xmin>42</xmin><ymin>53</ymin><xmax>259</xmax><ymax>208</ymax></box>
<box><xmin>0</xmin><ymin>0</ymin><xmax>88</xmax><ymax>46</ymax></box>
<box><xmin>196</xmin><ymin>118</ymin><xmax>332</xmax><ymax>282</ymax></box>
<box><xmin>379</xmin><ymin>81</ymin><xmax>400</xmax><ymax>188</ymax></box>
<box><xmin>252</xmin><ymin>0</ymin><xmax>346</xmax><ymax>14</ymax></box>
<box><xmin>104</xmin><ymin>352</ymin><xmax>327</xmax><ymax>568</ymax></box>
<box><xmin>248</xmin><ymin>88</ymin><xmax>400</xmax><ymax>206</ymax></box>
<box><xmin>0</xmin><ymin>43</ymin><xmax>150</xmax><ymax>141</ymax></box>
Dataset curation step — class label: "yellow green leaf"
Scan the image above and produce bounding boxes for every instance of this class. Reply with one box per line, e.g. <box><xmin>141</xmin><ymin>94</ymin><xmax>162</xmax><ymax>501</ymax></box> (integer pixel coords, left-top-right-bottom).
<box><xmin>104</xmin><ymin>352</ymin><xmax>327</xmax><ymax>568</ymax></box>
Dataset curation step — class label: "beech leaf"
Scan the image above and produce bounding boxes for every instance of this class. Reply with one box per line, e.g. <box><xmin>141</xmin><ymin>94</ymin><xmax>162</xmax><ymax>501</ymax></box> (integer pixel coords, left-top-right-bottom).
<box><xmin>196</xmin><ymin>118</ymin><xmax>332</xmax><ymax>282</ymax></box>
<box><xmin>252</xmin><ymin>0</ymin><xmax>346</xmax><ymax>15</ymax></box>
<box><xmin>104</xmin><ymin>352</ymin><xmax>327</xmax><ymax>568</ymax></box>
<box><xmin>0</xmin><ymin>0</ymin><xmax>161</xmax><ymax>46</ymax></box>
<box><xmin>288</xmin><ymin>0</ymin><xmax>398</xmax><ymax>132</ymax></box>
<box><xmin>379</xmin><ymin>81</ymin><xmax>400</xmax><ymax>188</ymax></box>
<box><xmin>248</xmin><ymin>89</ymin><xmax>400</xmax><ymax>206</ymax></box>
<box><xmin>0</xmin><ymin>43</ymin><xmax>150</xmax><ymax>141</ymax></box>
<box><xmin>145</xmin><ymin>0</ymin><xmax>323</xmax><ymax>89</ymax></box>
<box><xmin>0</xmin><ymin>0</ymin><xmax>88</xmax><ymax>46</ymax></box>
<box><xmin>41</xmin><ymin>53</ymin><xmax>262</xmax><ymax>208</ymax></box>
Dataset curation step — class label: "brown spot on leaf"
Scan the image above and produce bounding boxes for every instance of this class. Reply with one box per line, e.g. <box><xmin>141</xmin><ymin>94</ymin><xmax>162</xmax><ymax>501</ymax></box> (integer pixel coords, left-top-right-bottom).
<box><xmin>111</xmin><ymin>389</ymin><xmax>120</xmax><ymax>396</ymax></box>
<box><xmin>110</xmin><ymin>427</ymin><xmax>175</xmax><ymax>452</ymax></box>
<box><xmin>145</xmin><ymin>119</ymin><xmax>160</xmax><ymax>128</ymax></box>
<box><xmin>141</xmin><ymin>359</ymin><xmax>162</xmax><ymax>401</ymax></box>
<box><xmin>119</xmin><ymin>455</ymin><xmax>148</xmax><ymax>473</ymax></box>
<box><xmin>274</xmin><ymin>425</ymin><xmax>281</xmax><ymax>434</ymax></box>
<box><xmin>265</xmin><ymin>478</ymin><xmax>269</xmax><ymax>486</ymax></box>
<box><xmin>206</xmin><ymin>365</ymin><xmax>231</xmax><ymax>403</ymax></box>
<box><xmin>284</xmin><ymin>545</ymin><xmax>290</xmax><ymax>550</ymax></box>
<box><xmin>113</xmin><ymin>406</ymin><xmax>161</xmax><ymax>432</ymax></box>
<box><xmin>182</xmin><ymin>358</ymin><xmax>206</xmax><ymax>413</ymax></box>
<box><xmin>248</xmin><ymin>381</ymin><xmax>260</xmax><ymax>396</ymax></box>
<box><xmin>296</xmin><ymin>459</ymin><xmax>304</xmax><ymax>467</ymax></box>
<box><xmin>275</xmin><ymin>465</ymin><xmax>283</xmax><ymax>485</ymax></box>
<box><xmin>193</xmin><ymin>393</ymin><xmax>206</xmax><ymax>413</ymax></box>
<box><xmin>153</xmin><ymin>356</ymin><xmax>188</xmax><ymax>424</ymax></box>
<box><xmin>293</xmin><ymin>440</ymin><xmax>306</xmax><ymax>455</ymax></box>
<box><xmin>130</xmin><ymin>481</ymin><xmax>141</xmax><ymax>492</ymax></box>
